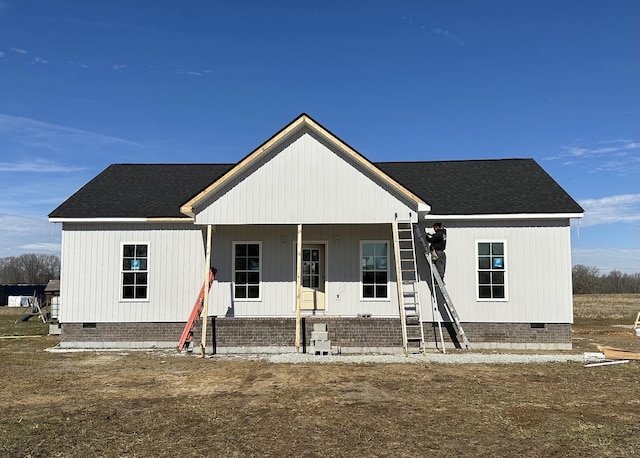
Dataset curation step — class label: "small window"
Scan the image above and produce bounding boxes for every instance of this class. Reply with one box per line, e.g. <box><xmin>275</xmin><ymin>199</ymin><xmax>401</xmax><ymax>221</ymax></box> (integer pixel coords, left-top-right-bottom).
<box><xmin>121</xmin><ymin>243</ymin><xmax>148</xmax><ymax>300</ymax></box>
<box><xmin>361</xmin><ymin>241</ymin><xmax>389</xmax><ymax>299</ymax></box>
<box><xmin>233</xmin><ymin>242</ymin><xmax>261</xmax><ymax>300</ymax></box>
<box><xmin>477</xmin><ymin>241</ymin><xmax>506</xmax><ymax>300</ymax></box>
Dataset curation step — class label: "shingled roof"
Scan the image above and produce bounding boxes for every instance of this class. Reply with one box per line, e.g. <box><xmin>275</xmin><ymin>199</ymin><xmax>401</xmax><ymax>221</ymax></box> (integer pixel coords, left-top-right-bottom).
<box><xmin>49</xmin><ymin>159</ymin><xmax>582</xmax><ymax>219</ymax></box>
<box><xmin>49</xmin><ymin>164</ymin><xmax>233</xmax><ymax>219</ymax></box>
<box><xmin>377</xmin><ymin>159</ymin><xmax>583</xmax><ymax>215</ymax></box>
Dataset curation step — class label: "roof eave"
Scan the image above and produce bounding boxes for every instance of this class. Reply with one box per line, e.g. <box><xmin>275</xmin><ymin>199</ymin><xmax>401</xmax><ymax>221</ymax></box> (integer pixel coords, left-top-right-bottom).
<box><xmin>49</xmin><ymin>217</ymin><xmax>194</xmax><ymax>223</ymax></box>
<box><xmin>422</xmin><ymin>212</ymin><xmax>584</xmax><ymax>220</ymax></box>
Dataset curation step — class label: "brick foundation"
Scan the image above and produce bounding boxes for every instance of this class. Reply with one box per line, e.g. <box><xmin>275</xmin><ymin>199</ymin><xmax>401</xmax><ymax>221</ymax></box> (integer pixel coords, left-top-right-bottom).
<box><xmin>60</xmin><ymin>318</ymin><xmax>572</xmax><ymax>351</ymax></box>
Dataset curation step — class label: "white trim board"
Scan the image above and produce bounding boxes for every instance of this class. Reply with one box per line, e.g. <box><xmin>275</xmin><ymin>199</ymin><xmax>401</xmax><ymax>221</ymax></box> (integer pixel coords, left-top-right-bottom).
<box><xmin>423</xmin><ymin>213</ymin><xmax>583</xmax><ymax>220</ymax></box>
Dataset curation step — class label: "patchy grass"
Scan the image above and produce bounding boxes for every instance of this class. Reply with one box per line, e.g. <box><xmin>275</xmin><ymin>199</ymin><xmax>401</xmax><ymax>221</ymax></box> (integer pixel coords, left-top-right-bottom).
<box><xmin>0</xmin><ymin>307</ymin><xmax>48</xmax><ymax>337</ymax></box>
<box><xmin>573</xmin><ymin>294</ymin><xmax>639</xmax><ymax>325</ymax></box>
<box><xmin>0</xmin><ymin>296</ymin><xmax>639</xmax><ymax>457</ymax></box>
<box><xmin>572</xmin><ymin>294</ymin><xmax>640</xmax><ymax>354</ymax></box>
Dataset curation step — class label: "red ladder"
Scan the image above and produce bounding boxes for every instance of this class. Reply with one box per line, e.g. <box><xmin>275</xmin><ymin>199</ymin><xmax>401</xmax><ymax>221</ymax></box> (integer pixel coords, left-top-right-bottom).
<box><xmin>177</xmin><ymin>269</ymin><xmax>216</xmax><ymax>352</ymax></box>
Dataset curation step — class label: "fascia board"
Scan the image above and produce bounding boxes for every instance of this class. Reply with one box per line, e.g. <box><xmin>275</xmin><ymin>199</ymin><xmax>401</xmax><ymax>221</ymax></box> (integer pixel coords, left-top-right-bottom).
<box><xmin>49</xmin><ymin>217</ymin><xmax>194</xmax><ymax>223</ymax></box>
<box><xmin>180</xmin><ymin>116</ymin><xmax>307</xmax><ymax>216</ymax></box>
<box><xmin>422</xmin><ymin>213</ymin><xmax>584</xmax><ymax>220</ymax></box>
<box><xmin>303</xmin><ymin>116</ymin><xmax>426</xmax><ymax>209</ymax></box>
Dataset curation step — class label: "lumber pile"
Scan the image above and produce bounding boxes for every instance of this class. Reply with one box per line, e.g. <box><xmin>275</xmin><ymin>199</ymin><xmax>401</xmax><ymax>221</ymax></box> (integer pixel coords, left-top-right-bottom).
<box><xmin>583</xmin><ymin>345</ymin><xmax>640</xmax><ymax>367</ymax></box>
<box><xmin>597</xmin><ymin>345</ymin><xmax>640</xmax><ymax>360</ymax></box>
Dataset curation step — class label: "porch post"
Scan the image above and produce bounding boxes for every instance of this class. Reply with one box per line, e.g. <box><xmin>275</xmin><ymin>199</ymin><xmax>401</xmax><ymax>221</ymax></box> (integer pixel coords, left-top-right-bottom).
<box><xmin>200</xmin><ymin>224</ymin><xmax>213</xmax><ymax>357</ymax></box>
<box><xmin>295</xmin><ymin>224</ymin><xmax>303</xmax><ymax>352</ymax></box>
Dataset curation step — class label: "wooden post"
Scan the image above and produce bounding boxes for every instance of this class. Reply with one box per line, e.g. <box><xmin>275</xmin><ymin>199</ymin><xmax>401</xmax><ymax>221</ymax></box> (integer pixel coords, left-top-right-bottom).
<box><xmin>295</xmin><ymin>224</ymin><xmax>303</xmax><ymax>352</ymax></box>
<box><xmin>200</xmin><ymin>224</ymin><xmax>213</xmax><ymax>358</ymax></box>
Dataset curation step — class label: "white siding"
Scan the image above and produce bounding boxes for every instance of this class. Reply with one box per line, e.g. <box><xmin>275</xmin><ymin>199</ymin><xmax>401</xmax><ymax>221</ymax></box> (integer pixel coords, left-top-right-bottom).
<box><xmin>195</xmin><ymin>130</ymin><xmax>416</xmax><ymax>225</ymax></box>
<box><xmin>60</xmin><ymin>223</ymin><xmax>205</xmax><ymax>323</ymax></box>
<box><xmin>60</xmin><ymin>219</ymin><xmax>573</xmax><ymax>326</ymax></box>
<box><xmin>416</xmin><ymin>219</ymin><xmax>574</xmax><ymax>323</ymax></box>
<box><xmin>208</xmin><ymin>224</ymin><xmax>400</xmax><ymax>317</ymax></box>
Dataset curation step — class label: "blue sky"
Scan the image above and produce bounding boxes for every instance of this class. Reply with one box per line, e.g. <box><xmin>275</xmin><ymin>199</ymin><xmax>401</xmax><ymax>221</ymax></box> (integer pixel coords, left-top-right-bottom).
<box><xmin>0</xmin><ymin>0</ymin><xmax>638</xmax><ymax>273</ymax></box>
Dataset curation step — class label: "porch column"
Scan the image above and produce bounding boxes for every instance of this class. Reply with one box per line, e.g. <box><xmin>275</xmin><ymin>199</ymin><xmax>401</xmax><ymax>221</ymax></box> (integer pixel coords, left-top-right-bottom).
<box><xmin>200</xmin><ymin>224</ymin><xmax>213</xmax><ymax>357</ymax></box>
<box><xmin>295</xmin><ymin>224</ymin><xmax>303</xmax><ymax>352</ymax></box>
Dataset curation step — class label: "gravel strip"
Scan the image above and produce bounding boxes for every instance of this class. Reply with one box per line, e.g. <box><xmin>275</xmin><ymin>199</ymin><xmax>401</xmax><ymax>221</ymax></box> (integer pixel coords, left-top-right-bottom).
<box><xmin>264</xmin><ymin>353</ymin><xmax>585</xmax><ymax>364</ymax></box>
<box><xmin>44</xmin><ymin>346</ymin><xmax>588</xmax><ymax>364</ymax></box>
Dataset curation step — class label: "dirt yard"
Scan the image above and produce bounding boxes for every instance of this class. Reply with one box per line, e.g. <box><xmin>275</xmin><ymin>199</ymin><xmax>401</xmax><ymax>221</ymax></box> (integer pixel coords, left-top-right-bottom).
<box><xmin>0</xmin><ymin>294</ymin><xmax>638</xmax><ymax>457</ymax></box>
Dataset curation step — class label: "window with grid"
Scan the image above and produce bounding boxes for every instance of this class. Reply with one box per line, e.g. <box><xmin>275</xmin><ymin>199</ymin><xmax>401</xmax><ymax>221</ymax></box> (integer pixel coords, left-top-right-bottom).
<box><xmin>121</xmin><ymin>244</ymin><xmax>148</xmax><ymax>300</ymax></box>
<box><xmin>477</xmin><ymin>241</ymin><xmax>506</xmax><ymax>300</ymax></box>
<box><xmin>361</xmin><ymin>241</ymin><xmax>389</xmax><ymax>299</ymax></box>
<box><xmin>233</xmin><ymin>242</ymin><xmax>260</xmax><ymax>299</ymax></box>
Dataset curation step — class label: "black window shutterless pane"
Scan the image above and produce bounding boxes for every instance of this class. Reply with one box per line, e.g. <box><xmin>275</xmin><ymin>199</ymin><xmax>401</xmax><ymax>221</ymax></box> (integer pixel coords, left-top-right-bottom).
<box><xmin>121</xmin><ymin>243</ymin><xmax>148</xmax><ymax>299</ymax></box>
<box><xmin>234</xmin><ymin>243</ymin><xmax>260</xmax><ymax>299</ymax></box>
<box><xmin>479</xmin><ymin>286</ymin><xmax>492</xmax><ymax>298</ymax></box>
<box><xmin>247</xmin><ymin>286</ymin><xmax>259</xmax><ymax>298</ymax></box>
<box><xmin>363</xmin><ymin>285</ymin><xmax>374</xmax><ymax>298</ymax></box>
<box><xmin>123</xmin><ymin>245</ymin><xmax>135</xmax><ymax>257</ymax></box>
<box><xmin>477</xmin><ymin>242</ymin><xmax>506</xmax><ymax>299</ymax></box>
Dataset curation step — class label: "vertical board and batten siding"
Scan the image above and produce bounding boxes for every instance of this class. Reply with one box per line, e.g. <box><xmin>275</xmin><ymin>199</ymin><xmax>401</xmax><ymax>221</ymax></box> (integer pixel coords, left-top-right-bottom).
<box><xmin>60</xmin><ymin>223</ymin><xmax>205</xmax><ymax>323</ymax></box>
<box><xmin>416</xmin><ymin>219</ymin><xmax>573</xmax><ymax>323</ymax></box>
<box><xmin>195</xmin><ymin>130</ymin><xmax>416</xmax><ymax>225</ymax></box>
<box><xmin>207</xmin><ymin>224</ymin><xmax>400</xmax><ymax>318</ymax></box>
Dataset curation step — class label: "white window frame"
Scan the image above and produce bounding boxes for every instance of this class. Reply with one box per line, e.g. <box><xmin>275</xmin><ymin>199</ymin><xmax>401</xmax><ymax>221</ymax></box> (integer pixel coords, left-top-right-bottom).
<box><xmin>120</xmin><ymin>242</ymin><xmax>150</xmax><ymax>302</ymax></box>
<box><xmin>475</xmin><ymin>239</ymin><xmax>508</xmax><ymax>302</ymax></box>
<box><xmin>360</xmin><ymin>240</ymin><xmax>391</xmax><ymax>301</ymax></box>
<box><xmin>232</xmin><ymin>241</ymin><xmax>262</xmax><ymax>301</ymax></box>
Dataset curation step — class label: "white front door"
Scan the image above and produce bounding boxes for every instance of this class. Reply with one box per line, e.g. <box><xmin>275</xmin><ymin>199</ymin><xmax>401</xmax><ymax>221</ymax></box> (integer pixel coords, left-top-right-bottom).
<box><xmin>300</xmin><ymin>244</ymin><xmax>325</xmax><ymax>310</ymax></box>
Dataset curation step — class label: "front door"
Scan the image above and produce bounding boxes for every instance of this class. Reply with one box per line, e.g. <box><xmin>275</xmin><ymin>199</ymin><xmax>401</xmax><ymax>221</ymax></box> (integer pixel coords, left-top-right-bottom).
<box><xmin>300</xmin><ymin>244</ymin><xmax>325</xmax><ymax>311</ymax></box>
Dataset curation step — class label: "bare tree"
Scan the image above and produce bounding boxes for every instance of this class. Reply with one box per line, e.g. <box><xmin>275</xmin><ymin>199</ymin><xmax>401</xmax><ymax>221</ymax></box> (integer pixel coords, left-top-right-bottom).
<box><xmin>573</xmin><ymin>265</ymin><xmax>640</xmax><ymax>294</ymax></box>
<box><xmin>602</xmin><ymin>269</ymin><xmax>623</xmax><ymax>293</ymax></box>
<box><xmin>572</xmin><ymin>265</ymin><xmax>600</xmax><ymax>294</ymax></box>
<box><xmin>0</xmin><ymin>254</ymin><xmax>60</xmax><ymax>284</ymax></box>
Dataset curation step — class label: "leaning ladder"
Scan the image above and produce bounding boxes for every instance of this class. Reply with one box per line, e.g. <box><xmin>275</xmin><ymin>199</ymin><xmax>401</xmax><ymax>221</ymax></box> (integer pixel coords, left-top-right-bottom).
<box><xmin>414</xmin><ymin>226</ymin><xmax>471</xmax><ymax>349</ymax></box>
<box><xmin>177</xmin><ymin>268</ymin><xmax>216</xmax><ymax>352</ymax></box>
<box><xmin>392</xmin><ymin>220</ymin><xmax>426</xmax><ymax>354</ymax></box>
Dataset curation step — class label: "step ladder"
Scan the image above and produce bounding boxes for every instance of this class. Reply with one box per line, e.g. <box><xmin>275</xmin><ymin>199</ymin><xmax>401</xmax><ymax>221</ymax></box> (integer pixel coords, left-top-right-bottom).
<box><xmin>414</xmin><ymin>225</ymin><xmax>470</xmax><ymax>349</ymax></box>
<box><xmin>392</xmin><ymin>220</ymin><xmax>426</xmax><ymax>354</ymax></box>
<box><xmin>177</xmin><ymin>268</ymin><xmax>216</xmax><ymax>352</ymax></box>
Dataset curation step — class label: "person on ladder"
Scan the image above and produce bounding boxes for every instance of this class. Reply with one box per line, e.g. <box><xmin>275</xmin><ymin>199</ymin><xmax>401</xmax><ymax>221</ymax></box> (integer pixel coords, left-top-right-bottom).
<box><xmin>426</xmin><ymin>222</ymin><xmax>447</xmax><ymax>283</ymax></box>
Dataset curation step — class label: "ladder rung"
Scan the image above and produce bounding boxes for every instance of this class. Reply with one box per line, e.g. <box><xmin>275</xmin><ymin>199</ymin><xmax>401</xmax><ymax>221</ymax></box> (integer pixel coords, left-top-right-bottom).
<box><xmin>394</xmin><ymin>222</ymin><xmax>425</xmax><ymax>354</ymax></box>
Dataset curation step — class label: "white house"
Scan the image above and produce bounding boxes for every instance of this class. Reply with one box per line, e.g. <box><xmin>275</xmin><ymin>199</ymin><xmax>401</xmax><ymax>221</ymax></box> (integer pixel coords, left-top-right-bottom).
<box><xmin>49</xmin><ymin>114</ymin><xmax>583</xmax><ymax>352</ymax></box>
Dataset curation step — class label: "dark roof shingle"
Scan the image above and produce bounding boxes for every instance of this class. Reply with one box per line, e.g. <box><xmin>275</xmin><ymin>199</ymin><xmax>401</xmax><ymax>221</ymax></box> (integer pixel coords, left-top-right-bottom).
<box><xmin>377</xmin><ymin>159</ymin><xmax>583</xmax><ymax>215</ymax></box>
<box><xmin>49</xmin><ymin>164</ymin><xmax>233</xmax><ymax>218</ymax></box>
<box><xmin>49</xmin><ymin>159</ymin><xmax>582</xmax><ymax>219</ymax></box>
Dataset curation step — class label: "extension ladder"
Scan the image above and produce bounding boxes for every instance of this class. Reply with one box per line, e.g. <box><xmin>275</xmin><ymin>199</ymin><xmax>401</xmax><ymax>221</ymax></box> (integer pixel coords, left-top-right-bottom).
<box><xmin>392</xmin><ymin>220</ymin><xmax>426</xmax><ymax>354</ymax></box>
<box><xmin>177</xmin><ymin>268</ymin><xmax>216</xmax><ymax>352</ymax></box>
<box><xmin>414</xmin><ymin>225</ymin><xmax>470</xmax><ymax>349</ymax></box>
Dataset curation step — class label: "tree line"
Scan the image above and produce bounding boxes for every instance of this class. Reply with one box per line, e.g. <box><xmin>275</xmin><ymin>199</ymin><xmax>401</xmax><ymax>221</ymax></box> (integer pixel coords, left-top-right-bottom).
<box><xmin>573</xmin><ymin>265</ymin><xmax>640</xmax><ymax>294</ymax></box>
<box><xmin>0</xmin><ymin>254</ymin><xmax>60</xmax><ymax>284</ymax></box>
